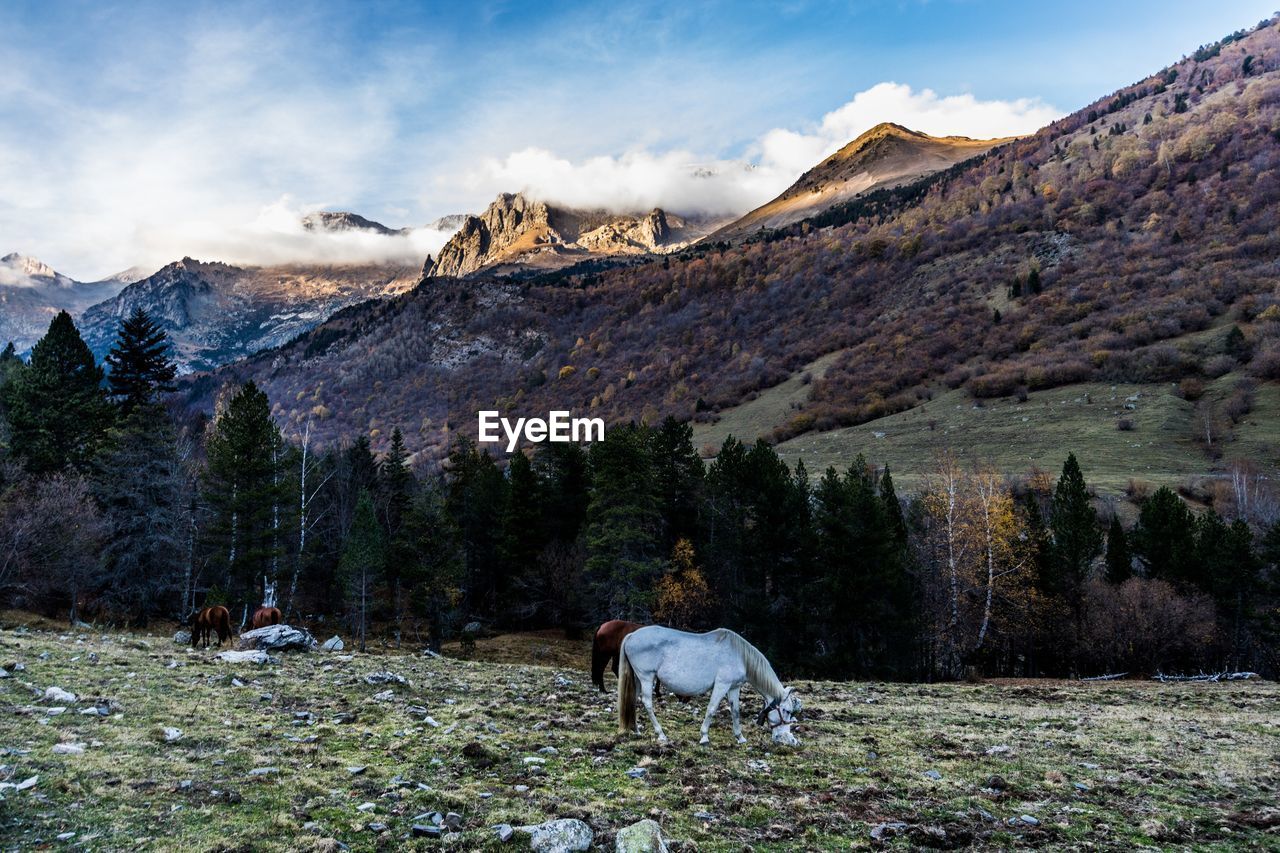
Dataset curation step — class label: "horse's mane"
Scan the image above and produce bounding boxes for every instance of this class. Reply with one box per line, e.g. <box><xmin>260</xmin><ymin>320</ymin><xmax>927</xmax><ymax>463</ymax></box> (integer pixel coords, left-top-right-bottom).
<box><xmin>712</xmin><ymin>629</ymin><xmax>785</xmax><ymax>698</ymax></box>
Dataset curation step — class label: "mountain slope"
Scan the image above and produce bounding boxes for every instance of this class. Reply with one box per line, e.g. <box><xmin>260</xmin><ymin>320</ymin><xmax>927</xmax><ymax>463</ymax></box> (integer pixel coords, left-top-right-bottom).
<box><xmin>713</xmin><ymin>123</ymin><xmax>1014</xmax><ymax>242</ymax></box>
<box><xmin>82</xmin><ymin>258</ymin><xmax>419</xmax><ymax>373</ymax></box>
<box><xmin>425</xmin><ymin>192</ymin><xmax>716</xmax><ymax>278</ymax></box>
<box><xmin>183</xmin><ymin>17</ymin><xmax>1280</xmax><ymax>473</ymax></box>
<box><xmin>0</xmin><ymin>254</ymin><xmax>141</xmax><ymax>351</ymax></box>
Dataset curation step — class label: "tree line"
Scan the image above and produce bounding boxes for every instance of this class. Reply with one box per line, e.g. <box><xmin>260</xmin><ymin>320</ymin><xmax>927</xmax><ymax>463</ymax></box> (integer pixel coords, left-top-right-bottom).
<box><xmin>1</xmin><ymin>310</ymin><xmax>1278</xmax><ymax>678</ymax></box>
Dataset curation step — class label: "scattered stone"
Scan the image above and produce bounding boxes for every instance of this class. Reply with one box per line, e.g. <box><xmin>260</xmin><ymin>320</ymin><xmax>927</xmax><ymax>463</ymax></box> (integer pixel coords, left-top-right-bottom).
<box><xmin>494</xmin><ymin>823</ymin><xmax>515</xmax><ymax>842</ymax></box>
<box><xmin>248</xmin><ymin>767</ymin><xmax>280</xmax><ymax>777</ymax></box>
<box><xmin>1007</xmin><ymin>814</ymin><xmax>1040</xmax><ymax>827</ymax></box>
<box><xmin>236</xmin><ymin>624</ymin><xmax>318</xmax><ymax>652</ymax></box>
<box><xmin>173</xmin><ymin>630</ymin><xmax>192</xmax><ymax>645</ymax></box>
<box><xmin>692</xmin><ymin>812</ymin><xmax>716</xmax><ymax>822</ymax></box>
<box><xmin>0</xmin><ymin>668</ymin><xmax>9</xmax><ymax>679</ymax></box>
<box><xmin>984</xmin><ymin>775</ymin><xmax>1007</xmax><ymax>790</ymax></box>
<box><xmin>357</xmin><ymin>802</ymin><xmax>377</xmax><ymax>813</ymax></box>
<box><xmin>625</xmin><ymin>766</ymin><xmax>647</xmax><ymax>779</ymax></box>
<box><xmin>413</xmin><ymin>824</ymin><xmax>442</xmax><ymax>839</ymax></box>
<box><xmin>0</xmin><ymin>775</ymin><xmax>38</xmax><ymax>793</ymax></box>
<box><xmin>56</xmin><ymin>832</ymin><xmax>75</xmax><ymax>841</ymax></box>
<box><xmin>462</xmin><ymin>621</ymin><xmax>482</xmax><ymax>635</ymax></box>
<box><xmin>364</xmin><ymin>671</ymin><xmax>408</xmax><ymax>686</ymax></box>
<box><xmin>371</xmin><ymin>690</ymin><xmax>395</xmax><ymax>702</ymax></box>
<box><xmin>52</xmin><ymin>743</ymin><xmax>85</xmax><ymax>755</ymax></box>
<box><xmin>367</xmin><ymin>822</ymin><xmax>387</xmax><ymax>832</ymax></box>
<box><xmin>985</xmin><ymin>744</ymin><xmax>1012</xmax><ymax>755</ymax></box>
<box><xmin>444</xmin><ymin>812</ymin><xmax>463</xmax><ymax>830</ymax></box>
<box><xmin>44</xmin><ymin>686</ymin><xmax>76</xmax><ymax>704</ymax></box>
<box><xmin>46</xmin><ymin>707</ymin><xmax>67</xmax><ymax>716</ymax></box>
<box><xmin>514</xmin><ymin>784</ymin><xmax>529</xmax><ymax>793</ymax></box>
<box><xmin>215</xmin><ymin>650</ymin><xmax>274</xmax><ymax>665</ymax></box>
<box><xmin>537</xmin><ymin>746</ymin><xmax>559</xmax><ymax>755</ymax></box>
<box><xmin>322</xmin><ymin>636</ymin><xmax>344</xmax><ymax>651</ymax></box>
<box><xmin>923</xmin><ymin>769</ymin><xmax>942</xmax><ymax>781</ymax></box>
<box><xmin>870</xmin><ymin>821</ymin><xmax>908</xmax><ymax>842</ymax></box>
<box><xmin>1073</xmin><ymin>781</ymin><xmax>1090</xmax><ymax>792</ymax></box>
<box><xmin>162</xmin><ymin>727</ymin><xmax>183</xmax><ymax>743</ymax></box>
<box><xmin>518</xmin><ymin>818</ymin><xmax>593</xmax><ymax>852</ymax></box>
<box><xmin>616</xmin><ymin>818</ymin><xmax>669</xmax><ymax>852</ymax></box>
<box><xmin>524</xmin><ymin>756</ymin><xmax>547</xmax><ymax>765</ymax></box>
<box><xmin>347</xmin><ymin>766</ymin><xmax>367</xmax><ymax>776</ymax></box>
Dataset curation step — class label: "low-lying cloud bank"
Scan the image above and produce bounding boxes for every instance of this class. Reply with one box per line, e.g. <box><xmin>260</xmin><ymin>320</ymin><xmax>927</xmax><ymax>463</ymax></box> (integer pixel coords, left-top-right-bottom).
<box><xmin>464</xmin><ymin>82</ymin><xmax>1061</xmax><ymax>217</ymax></box>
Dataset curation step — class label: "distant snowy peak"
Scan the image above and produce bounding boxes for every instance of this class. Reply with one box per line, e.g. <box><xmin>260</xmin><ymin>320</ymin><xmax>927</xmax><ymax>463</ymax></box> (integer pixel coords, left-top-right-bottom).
<box><xmin>0</xmin><ymin>252</ymin><xmax>73</xmax><ymax>285</ymax></box>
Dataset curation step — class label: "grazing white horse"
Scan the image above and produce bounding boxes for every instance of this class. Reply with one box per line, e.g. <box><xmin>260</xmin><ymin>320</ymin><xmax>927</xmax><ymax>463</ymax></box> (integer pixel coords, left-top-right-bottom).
<box><xmin>617</xmin><ymin>626</ymin><xmax>802</xmax><ymax>746</ymax></box>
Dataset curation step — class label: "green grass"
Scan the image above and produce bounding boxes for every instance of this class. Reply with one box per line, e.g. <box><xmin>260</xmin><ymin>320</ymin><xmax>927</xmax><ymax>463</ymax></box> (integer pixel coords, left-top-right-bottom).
<box><xmin>694</xmin><ymin>365</ymin><xmax>1280</xmax><ymax>497</ymax></box>
<box><xmin>2</xmin><ymin>627</ymin><xmax>1278</xmax><ymax>850</ymax></box>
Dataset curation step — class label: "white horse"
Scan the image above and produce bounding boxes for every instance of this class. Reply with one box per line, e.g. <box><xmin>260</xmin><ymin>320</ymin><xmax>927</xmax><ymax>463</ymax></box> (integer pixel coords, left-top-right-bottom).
<box><xmin>617</xmin><ymin>626</ymin><xmax>802</xmax><ymax>746</ymax></box>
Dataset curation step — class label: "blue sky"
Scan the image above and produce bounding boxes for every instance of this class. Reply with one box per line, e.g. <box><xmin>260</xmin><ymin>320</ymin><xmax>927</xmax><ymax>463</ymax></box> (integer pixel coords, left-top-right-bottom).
<box><xmin>1</xmin><ymin>0</ymin><xmax>1274</xmax><ymax>278</ymax></box>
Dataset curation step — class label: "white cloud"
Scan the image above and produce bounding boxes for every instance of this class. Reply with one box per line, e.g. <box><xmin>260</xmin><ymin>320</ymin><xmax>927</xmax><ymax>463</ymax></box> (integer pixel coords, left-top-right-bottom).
<box><xmin>462</xmin><ymin>82</ymin><xmax>1060</xmax><ymax>216</ymax></box>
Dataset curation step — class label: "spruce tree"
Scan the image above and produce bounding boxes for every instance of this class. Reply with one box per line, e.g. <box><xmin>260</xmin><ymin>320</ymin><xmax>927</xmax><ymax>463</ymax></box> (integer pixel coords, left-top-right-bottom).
<box><xmin>379</xmin><ymin>427</ymin><xmax>416</xmax><ymax>639</ymax></box>
<box><xmin>203</xmin><ymin>381</ymin><xmax>288</xmax><ymax>613</ymax></box>
<box><xmin>1131</xmin><ymin>486</ymin><xmax>1197</xmax><ymax>583</ymax></box>
<box><xmin>879</xmin><ymin>465</ymin><xmax>909</xmax><ymax>550</ymax></box>
<box><xmin>1049</xmin><ymin>453</ymin><xmax>1102</xmax><ymax>597</ymax></box>
<box><xmin>105</xmin><ymin>308</ymin><xmax>177</xmax><ymax>413</ymax></box>
<box><xmin>499</xmin><ymin>450</ymin><xmax>545</xmax><ymax>620</ymax></box>
<box><xmin>584</xmin><ymin>423</ymin><xmax>662</xmax><ymax>620</ymax></box>
<box><xmin>1104</xmin><ymin>515</ymin><xmax>1132</xmax><ymax>584</ymax></box>
<box><xmin>400</xmin><ymin>481</ymin><xmax>465</xmax><ymax>649</ymax></box>
<box><xmin>340</xmin><ymin>490</ymin><xmax>383</xmax><ymax>652</ymax></box>
<box><xmin>3</xmin><ymin>311</ymin><xmax>112</xmax><ymax>474</ymax></box>
<box><xmin>445</xmin><ymin>437</ymin><xmax>507</xmax><ymax>617</ymax></box>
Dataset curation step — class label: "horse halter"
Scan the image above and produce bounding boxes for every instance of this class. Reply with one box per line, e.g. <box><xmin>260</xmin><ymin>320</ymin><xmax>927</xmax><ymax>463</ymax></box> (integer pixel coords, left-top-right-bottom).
<box><xmin>757</xmin><ymin>689</ymin><xmax>800</xmax><ymax>730</ymax></box>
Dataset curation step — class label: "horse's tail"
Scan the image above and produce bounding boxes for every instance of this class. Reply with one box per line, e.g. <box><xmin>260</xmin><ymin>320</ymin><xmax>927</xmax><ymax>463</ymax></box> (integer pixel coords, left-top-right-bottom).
<box><xmin>591</xmin><ymin>628</ymin><xmax>610</xmax><ymax>692</ymax></box>
<box><xmin>617</xmin><ymin>636</ymin><xmax>637</xmax><ymax>734</ymax></box>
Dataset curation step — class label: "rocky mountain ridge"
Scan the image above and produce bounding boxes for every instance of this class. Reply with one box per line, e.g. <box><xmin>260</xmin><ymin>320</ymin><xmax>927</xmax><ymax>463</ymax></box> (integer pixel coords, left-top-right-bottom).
<box><xmin>424</xmin><ymin>192</ymin><xmax>716</xmax><ymax>278</ymax></box>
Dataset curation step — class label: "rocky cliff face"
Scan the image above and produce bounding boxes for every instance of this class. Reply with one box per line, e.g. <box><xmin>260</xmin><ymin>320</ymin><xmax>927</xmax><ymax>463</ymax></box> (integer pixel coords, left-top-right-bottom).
<box><xmin>79</xmin><ymin>257</ymin><xmax>419</xmax><ymax>373</ymax></box>
<box><xmin>425</xmin><ymin>193</ymin><xmax>707</xmax><ymax>278</ymax></box>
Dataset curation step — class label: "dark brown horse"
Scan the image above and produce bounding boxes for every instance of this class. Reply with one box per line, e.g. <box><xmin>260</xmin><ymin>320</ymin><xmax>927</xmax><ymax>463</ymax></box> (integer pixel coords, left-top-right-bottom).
<box><xmin>250</xmin><ymin>606</ymin><xmax>282</xmax><ymax>630</ymax></box>
<box><xmin>592</xmin><ymin>620</ymin><xmax>649</xmax><ymax>692</ymax></box>
<box><xmin>191</xmin><ymin>606</ymin><xmax>233</xmax><ymax>648</ymax></box>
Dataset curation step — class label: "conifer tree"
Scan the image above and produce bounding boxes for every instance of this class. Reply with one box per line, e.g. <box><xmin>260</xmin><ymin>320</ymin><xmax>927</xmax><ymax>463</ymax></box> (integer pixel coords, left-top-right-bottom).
<box><xmin>1131</xmin><ymin>486</ymin><xmax>1198</xmax><ymax>583</ymax></box>
<box><xmin>445</xmin><ymin>437</ymin><xmax>507</xmax><ymax>617</ymax></box>
<box><xmin>1104</xmin><ymin>515</ymin><xmax>1132</xmax><ymax>584</ymax></box>
<box><xmin>340</xmin><ymin>490</ymin><xmax>383</xmax><ymax>652</ymax></box>
<box><xmin>584</xmin><ymin>423</ymin><xmax>662</xmax><ymax>620</ymax></box>
<box><xmin>105</xmin><ymin>308</ymin><xmax>176</xmax><ymax>413</ymax></box>
<box><xmin>1049</xmin><ymin>453</ymin><xmax>1102</xmax><ymax>599</ymax></box>
<box><xmin>400</xmin><ymin>481</ymin><xmax>465</xmax><ymax>649</ymax></box>
<box><xmin>203</xmin><ymin>381</ymin><xmax>288</xmax><ymax>613</ymax></box>
<box><xmin>3</xmin><ymin>312</ymin><xmax>112</xmax><ymax>474</ymax></box>
<box><xmin>379</xmin><ymin>427</ymin><xmax>416</xmax><ymax>639</ymax></box>
<box><xmin>499</xmin><ymin>449</ymin><xmax>545</xmax><ymax>619</ymax></box>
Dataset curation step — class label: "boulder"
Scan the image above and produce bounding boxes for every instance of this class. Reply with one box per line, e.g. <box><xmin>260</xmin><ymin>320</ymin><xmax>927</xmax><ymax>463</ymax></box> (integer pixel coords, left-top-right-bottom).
<box><xmin>44</xmin><ymin>686</ymin><xmax>77</xmax><ymax>704</ymax></box>
<box><xmin>616</xmin><ymin>819</ymin><xmax>668</xmax><ymax>852</ymax></box>
<box><xmin>322</xmin><ymin>635</ymin><xmax>344</xmax><ymax>651</ymax></box>
<box><xmin>237</xmin><ymin>624</ymin><xmax>318</xmax><ymax>652</ymax></box>
<box><xmin>215</xmin><ymin>649</ymin><xmax>275</xmax><ymax>665</ymax></box>
<box><xmin>518</xmin><ymin>818</ymin><xmax>593</xmax><ymax>852</ymax></box>
<box><xmin>173</xmin><ymin>630</ymin><xmax>192</xmax><ymax>645</ymax></box>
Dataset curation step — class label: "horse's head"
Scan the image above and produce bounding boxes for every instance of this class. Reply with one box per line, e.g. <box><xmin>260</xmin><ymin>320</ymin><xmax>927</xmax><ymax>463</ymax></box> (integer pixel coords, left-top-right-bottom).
<box><xmin>758</xmin><ymin>687</ymin><xmax>802</xmax><ymax>746</ymax></box>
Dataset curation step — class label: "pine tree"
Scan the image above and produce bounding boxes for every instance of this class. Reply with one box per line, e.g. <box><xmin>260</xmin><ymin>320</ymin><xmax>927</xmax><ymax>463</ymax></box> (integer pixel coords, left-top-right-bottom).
<box><xmin>445</xmin><ymin>437</ymin><xmax>507</xmax><ymax>618</ymax></box>
<box><xmin>105</xmin><ymin>308</ymin><xmax>177</xmax><ymax>413</ymax></box>
<box><xmin>879</xmin><ymin>465</ymin><xmax>909</xmax><ymax>550</ymax></box>
<box><xmin>379</xmin><ymin>427</ymin><xmax>416</xmax><ymax>641</ymax></box>
<box><xmin>651</xmin><ymin>416</ymin><xmax>704</xmax><ymax>551</ymax></box>
<box><xmin>1049</xmin><ymin>454</ymin><xmax>1102</xmax><ymax>598</ymax></box>
<box><xmin>339</xmin><ymin>490</ymin><xmax>383</xmax><ymax>652</ymax></box>
<box><xmin>3</xmin><ymin>311</ymin><xmax>112</xmax><ymax>474</ymax></box>
<box><xmin>499</xmin><ymin>450</ymin><xmax>545</xmax><ymax>621</ymax></box>
<box><xmin>203</xmin><ymin>381</ymin><xmax>288</xmax><ymax>614</ymax></box>
<box><xmin>584</xmin><ymin>424</ymin><xmax>662</xmax><ymax>620</ymax></box>
<box><xmin>1131</xmin><ymin>486</ymin><xmax>1198</xmax><ymax>583</ymax></box>
<box><xmin>400</xmin><ymin>482</ymin><xmax>465</xmax><ymax>649</ymax></box>
<box><xmin>1104</xmin><ymin>515</ymin><xmax>1132</xmax><ymax>583</ymax></box>
<box><xmin>94</xmin><ymin>408</ymin><xmax>189</xmax><ymax>624</ymax></box>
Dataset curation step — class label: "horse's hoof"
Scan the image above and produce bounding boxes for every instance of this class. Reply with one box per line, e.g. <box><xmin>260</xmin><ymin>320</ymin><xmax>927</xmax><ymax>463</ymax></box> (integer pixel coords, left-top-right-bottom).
<box><xmin>736</xmin><ymin>736</ymin><xmax>748</xmax><ymax>745</ymax></box>
<box><xmin>698</xmin><ymin>737</ymin><xmax>710</xmax><ymax>746</ymax></box>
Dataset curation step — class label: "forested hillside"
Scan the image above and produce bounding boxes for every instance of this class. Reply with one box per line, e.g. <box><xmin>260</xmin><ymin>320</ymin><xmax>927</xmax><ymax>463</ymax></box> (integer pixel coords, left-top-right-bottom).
<box><xmin>187</xmin><ymin>17</ymin><xmax>1280</xmax><ymax>467</ymax></box>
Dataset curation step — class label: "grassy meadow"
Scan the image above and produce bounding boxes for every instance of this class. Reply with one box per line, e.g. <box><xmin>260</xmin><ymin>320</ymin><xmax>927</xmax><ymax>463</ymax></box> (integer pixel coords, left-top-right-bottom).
<box><xmin>1</xmin><ymin>625</ymin><xmax>1277</xmax><ymax>850</ymax></box>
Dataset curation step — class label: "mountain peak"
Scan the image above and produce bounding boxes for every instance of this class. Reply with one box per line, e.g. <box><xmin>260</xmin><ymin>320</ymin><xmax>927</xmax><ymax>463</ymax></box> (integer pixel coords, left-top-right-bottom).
<box><xmin>301</xmin><ymin>211</ymin><xmax>405</xmax><ymax>236</ymax></box>
<box><xmin>1</xmin><ymin>252</ymin><xmax>61</xmax><ymax>279</ymax></box>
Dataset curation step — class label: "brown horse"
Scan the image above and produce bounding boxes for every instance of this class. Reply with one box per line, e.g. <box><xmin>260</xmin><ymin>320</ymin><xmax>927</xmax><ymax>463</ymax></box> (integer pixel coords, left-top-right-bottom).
<box><xmin>592</xmin><ymin>620</ymin><xmax>651</xmax><ymax>692</ymax></box>
<box><xmin>191</xmin><ymin>606</ymin><xmax>233</xmax><ymax>648</ymax></box>
<box><xmin>250</xmin><ymin>606</ymin><xmax>282</xmax><ymax>630</ymax></box>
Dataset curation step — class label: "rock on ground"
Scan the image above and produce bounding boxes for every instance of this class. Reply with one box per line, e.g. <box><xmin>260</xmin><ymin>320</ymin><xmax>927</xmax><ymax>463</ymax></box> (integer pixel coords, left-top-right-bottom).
<box><xmin>215</xmin><ymin>650</ymin><xmax>275</xmax><ymax>665</ymax></box>
<box><xmin>322</xmin><ymin>635</ymin><xmax>344</xmax><ymax>651</ymax></box>
<box><xmin>616</xmin><ymin>818</ymin><xmax>669</xmax><ymax>852</ymax></box>
<box><xmin>237</xmin><ymin>624</ymin><xmax>318</xmax><ymax>652</ymax></box>
<box><xmin>44</xmin><ymin>686</ymin><xmax>76</xmax><ymax>704</ymax></box>
<box><xmin>172</xmin><ymin>630</ymin><xmax>192</xmax><ymax>645</ymax></box>
<box><xmin>518</xmin><ymin>818</ymin><xmax>593</xmax><ymax>852</ymax></box>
